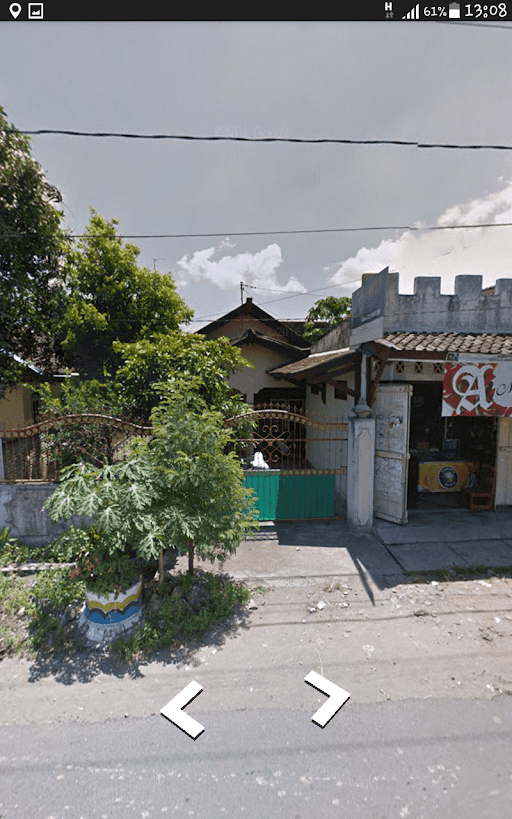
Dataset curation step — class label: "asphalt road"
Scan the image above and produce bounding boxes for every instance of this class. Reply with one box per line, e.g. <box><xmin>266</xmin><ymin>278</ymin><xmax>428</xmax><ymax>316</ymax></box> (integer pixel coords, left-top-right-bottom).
<box><xmin>1</xmin><ymin>698</ymin><xmax>511</xmax><ymax>819</ymax></box>
<box><xmin>1</xmin><ymin>522</ymin><xmax>512</xmax><ymax>818</ymax></box>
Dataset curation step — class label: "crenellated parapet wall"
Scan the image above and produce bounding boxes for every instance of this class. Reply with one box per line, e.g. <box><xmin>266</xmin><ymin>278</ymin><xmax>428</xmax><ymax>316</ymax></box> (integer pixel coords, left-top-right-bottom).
<box><xmin>350</xmin><ymin>270</ymin><xmax>512</xmax><ymax>344</ymax></box>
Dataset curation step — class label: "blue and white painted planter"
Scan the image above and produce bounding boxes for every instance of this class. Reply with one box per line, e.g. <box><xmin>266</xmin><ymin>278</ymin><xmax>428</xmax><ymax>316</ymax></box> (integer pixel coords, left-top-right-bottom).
<box><xmin>78</xmin><ymin>577</ymin><xmax>144</xmax><ymax>645</ymax></box>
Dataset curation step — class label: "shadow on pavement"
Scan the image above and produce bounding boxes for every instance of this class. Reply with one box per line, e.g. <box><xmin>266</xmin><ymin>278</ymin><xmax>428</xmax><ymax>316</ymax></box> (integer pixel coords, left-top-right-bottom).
<box><xmin>267</xmin><ymin>520</ymin><xmax>406</xmax><ymax>601</ymax></box>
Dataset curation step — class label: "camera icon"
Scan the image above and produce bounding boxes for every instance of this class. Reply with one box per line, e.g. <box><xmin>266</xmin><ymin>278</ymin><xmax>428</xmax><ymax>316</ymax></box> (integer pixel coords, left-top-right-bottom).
<box><xmin>28</xmin><ymin>2</ymin><xmax>43</xmax><ymax>17</ymax></box>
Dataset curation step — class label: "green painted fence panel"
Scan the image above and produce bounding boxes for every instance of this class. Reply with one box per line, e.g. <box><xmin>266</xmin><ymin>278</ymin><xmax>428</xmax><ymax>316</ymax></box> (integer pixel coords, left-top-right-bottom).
<box><xmin>244</xmin><ymin>469</ymin><xmax>336</xmax><ymax>520</ymax></box>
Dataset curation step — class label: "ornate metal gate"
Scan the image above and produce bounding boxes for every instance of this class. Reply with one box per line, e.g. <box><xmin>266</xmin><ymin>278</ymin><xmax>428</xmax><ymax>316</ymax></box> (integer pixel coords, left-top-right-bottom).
<box><xmin>225</xmin><ymin>408</ymin><xmax>347</xmax><ymax>520</ymax></box>
<box><xmin>0</xmin><ymin>414</ymin><xmax>152</xmax><ymax>482</ymax></box>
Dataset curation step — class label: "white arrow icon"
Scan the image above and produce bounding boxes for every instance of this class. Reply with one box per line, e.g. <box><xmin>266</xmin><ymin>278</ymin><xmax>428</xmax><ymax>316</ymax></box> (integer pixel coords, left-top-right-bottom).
<box><xmin>160</xmin><ymin>680</ymin><xmax>205</xmax><ymax>739</ymax></box>
<box><xmin>305</xmin><ymin>671</ymin><xmax>350</xmax><ymax>728</ymax></box>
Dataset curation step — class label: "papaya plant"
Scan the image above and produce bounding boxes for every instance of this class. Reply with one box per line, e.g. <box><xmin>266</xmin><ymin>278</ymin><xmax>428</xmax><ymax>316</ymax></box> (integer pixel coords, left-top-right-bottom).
<box><xmin>43</xmin><ymin>379</ymin><xmax>259</xmax><ymax>593</ymax></box>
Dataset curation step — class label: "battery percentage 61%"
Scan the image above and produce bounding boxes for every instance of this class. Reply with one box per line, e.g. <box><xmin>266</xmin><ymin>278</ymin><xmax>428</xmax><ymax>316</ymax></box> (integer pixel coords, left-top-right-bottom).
<box><xmin>423</xmin><ymin>5</ymin><xmax>448</xmax><ymax>13</ymax></box>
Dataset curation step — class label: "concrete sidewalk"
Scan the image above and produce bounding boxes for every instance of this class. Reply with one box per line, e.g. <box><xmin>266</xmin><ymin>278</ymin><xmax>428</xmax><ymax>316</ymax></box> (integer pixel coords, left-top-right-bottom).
<box><xmin>176</xmin><ymin>510</ymin><xmax>512</xmax><ymax>591</ymax></box>
<box><xmin>374</xmin><ymin>508</ymin><xmax>512</xmax><ymax>574</ymax></box>
<box><xmin>176</xmin><ymin>521</ymin><xmax>400</xmax><ymax>595</ymax></box>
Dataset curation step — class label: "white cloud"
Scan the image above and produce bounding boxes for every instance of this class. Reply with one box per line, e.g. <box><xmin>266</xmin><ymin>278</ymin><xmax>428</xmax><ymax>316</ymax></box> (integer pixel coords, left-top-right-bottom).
<box><xmin>176</xmin><ymin>240</ymin><xmax>307</xmax><ymax>295</ymax></box>
<box><xmin>331</xmin><ymin>178</ymin><xmax>512</xmax><ymax>295</ymax></box>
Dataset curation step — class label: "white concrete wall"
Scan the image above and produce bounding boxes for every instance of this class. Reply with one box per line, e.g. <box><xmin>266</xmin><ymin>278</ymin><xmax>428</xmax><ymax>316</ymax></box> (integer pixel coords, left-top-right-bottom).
<box><xmin>496</xmin><ymin>417</ymin><xmax>512</xmax><ymax>508</ymax></box>
<box><xmin>305</xmin><ymin>376</ymin><xmax>354</xmax><ymax>515</ymax></box>
<box><xmin>228</xmin><ymin>345</ymin><xmax>298</xmax><ymax>404</ymax></box>
<box><xmin>310</xmin><ymin>318</ymin><xmax>352</xmax><ymax>353</ymax></box>
<box><xmin>347</xmin><ymin>414</ymin><xmax>375</xmax><ymax>530</ymax></box>
<box><xmin>0</xmin><ymin>483</ymin><xmax>94</xmax><ymax>548</ymax></box>
<box><xmin>0</xmin><ymin>386</ymin><xmax>33</xmax><ymax>430</ymax></box>
<box><xmin>351</xmin><ymin>272</ymin><xmax>512</xmax><ymax>340</ymax></box>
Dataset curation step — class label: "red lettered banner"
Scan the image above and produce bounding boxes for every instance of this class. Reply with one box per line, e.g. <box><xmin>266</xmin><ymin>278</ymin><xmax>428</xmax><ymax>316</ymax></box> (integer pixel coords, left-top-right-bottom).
<box><xmin>443</xmin><ymin>362</ymin><xmax>512</xmax><ymax>416</ymax></box>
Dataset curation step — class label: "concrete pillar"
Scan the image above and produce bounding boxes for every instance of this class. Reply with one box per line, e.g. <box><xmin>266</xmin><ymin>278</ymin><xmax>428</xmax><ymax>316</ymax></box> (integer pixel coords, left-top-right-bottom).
<box><xmin>347</xmin><ymin>354</ymin><xmax>375</xmax><ymax>530</ymax></box>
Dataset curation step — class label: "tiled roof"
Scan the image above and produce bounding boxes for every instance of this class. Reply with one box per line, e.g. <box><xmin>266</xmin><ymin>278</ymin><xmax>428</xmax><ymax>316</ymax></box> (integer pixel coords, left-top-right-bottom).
<box><xmin>197</xmin><ymin>298</ymin><xmax>310</xmax><ymax>348</ymax></box>
<box><xmin>271</xmin><ymin>332</ymin><xmax>512</xmax><ymax>380</ymax></box>
<box><xmin>269</xmin><ymin>348</ymin><xmax>353</xmax><ymax>376</ymax></box>
<box><xmin>230</xmin><ymin>329</ymin><xmax>308</xmax><ymax>357</ymax></box>
<box><xmin>380</xmin><ymin>332</ymin><xmax>512</xmax><ymax>355</ymax></box>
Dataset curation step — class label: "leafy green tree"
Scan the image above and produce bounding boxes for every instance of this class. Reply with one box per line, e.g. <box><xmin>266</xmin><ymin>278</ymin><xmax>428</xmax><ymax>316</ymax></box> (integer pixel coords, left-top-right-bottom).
<box><xmin>0</xmin><ymin>106</ymin><xmax>68</xmax><ymax>395</ymax></box>
<box><xmin>43</xmin><ymin>381</ymin><xmax>259</xmax><ymax>590</ymax></box>
<box><xmin>113</xmin><ymin>331</ymin><xmax>252</xmax><ymax>423</ymax></box>
<box><xmin>302</xmin><ymin>296</ymin><xmax>352</xmax><ymax>345</ymax></box>
<box><xmin>25</xmin><ymin>376</ymin><xmax>147</xmax><ymax>475</ymax></box>
<box><xmin>61</xmin><ymin>211</ymin><xmax>193</xmax><ymax>380</ymax></box>
<box><xmin>26</xmin><ymin>325</ymin><xmax>252</xmax><ymax>432</ymax></box>
<box><xmin>31</xmin><ymin>374</ymin><xmax>127</xmax><ymax>418</ymax></box>
<box><xmin>145</xmin><ymin>381</ymin><xmax>259</xmax><ymax>575</ymax></box>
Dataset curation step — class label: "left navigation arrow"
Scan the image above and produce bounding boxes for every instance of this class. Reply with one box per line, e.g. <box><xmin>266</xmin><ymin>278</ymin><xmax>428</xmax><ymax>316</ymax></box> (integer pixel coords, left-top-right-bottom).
<box><xmin>160</xmin><ymin>681</ymin><xmax>205</xmax><ymax>739</ymax></box>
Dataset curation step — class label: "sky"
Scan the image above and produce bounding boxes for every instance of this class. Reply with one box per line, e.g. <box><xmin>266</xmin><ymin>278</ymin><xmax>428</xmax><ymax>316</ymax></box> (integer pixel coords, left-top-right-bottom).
<box><xmin>2</xmin><ymin>20</ymin><xmax>512</xmax><ymax>330</ymax></box>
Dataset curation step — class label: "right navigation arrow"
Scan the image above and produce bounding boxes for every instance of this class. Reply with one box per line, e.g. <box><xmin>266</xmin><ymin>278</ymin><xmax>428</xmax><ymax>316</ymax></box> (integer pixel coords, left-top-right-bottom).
<box><xmin>305</xmin><ymin>670</ymin><xmax>350</xmax><ymax>728</ymax></box>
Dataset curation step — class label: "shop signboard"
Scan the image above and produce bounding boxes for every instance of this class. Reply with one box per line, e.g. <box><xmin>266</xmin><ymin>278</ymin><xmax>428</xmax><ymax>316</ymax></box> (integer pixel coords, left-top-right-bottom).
<box><xmin>442</xmin><ymin>361</ymin><xmax>512</xmax><ymax>417</ymax></box>
<box><xmin>416</xmin><ymin>460</ymin><xmax>478</xmax><ymax>493</ymax></box>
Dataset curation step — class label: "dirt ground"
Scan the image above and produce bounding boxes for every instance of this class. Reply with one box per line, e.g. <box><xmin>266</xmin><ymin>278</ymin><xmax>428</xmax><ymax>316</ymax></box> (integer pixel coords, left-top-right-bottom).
<box><xmin>1</xmin><ymin>570</ymin><xmax>511</xmax><ymax>726</ymax></box>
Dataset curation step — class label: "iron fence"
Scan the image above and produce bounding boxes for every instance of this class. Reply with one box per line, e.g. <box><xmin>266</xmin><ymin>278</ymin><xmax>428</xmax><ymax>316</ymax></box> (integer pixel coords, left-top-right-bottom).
<box><xmin>0</xmin><ymin>414</ymin><xmax>153</xmax><ymax>482</ymax></box>
<box><xmin>224</xmin><ymin>408</ymin><xmax>348</xmax><ymax>519</ymax></box>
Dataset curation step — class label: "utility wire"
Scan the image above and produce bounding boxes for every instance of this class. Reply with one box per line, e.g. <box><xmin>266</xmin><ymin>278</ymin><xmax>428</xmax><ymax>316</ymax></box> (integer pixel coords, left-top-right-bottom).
<box><xmin>20</xmin><ymin>130</ymin><xmax>512</xmax><ymax>151</ymax></box>
<box><xmin>190</xmin><ymin>272</ymin><xmax>512</xmax><ymax>322</ymax></box>
<box><xmin>3</xmin><ymin>221</ymin><xmax>512</xmax><ymax>241</ymax></box>
<box><xmin>436</xmin><ymin>19</ymin><xmax>512</xmax><ymax>29</ymax></box>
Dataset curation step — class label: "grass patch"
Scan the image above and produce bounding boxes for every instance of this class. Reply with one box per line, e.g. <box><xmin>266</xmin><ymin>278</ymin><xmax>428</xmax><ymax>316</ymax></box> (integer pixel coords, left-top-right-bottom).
<box><xmin>0</xmin><ymin>567</ymin><xmax>87</xmax><ymax>659</ymax></box>
<box><xmin>0</xmin><ymin>528</ymin><xmax>41</xmax><ymax>567</ymax></box>
<box><xmin>0</xmin><ymin>528</ymin><xmax>87</xmax><ymax>658</ymax></box>
<box><xmin>29</xmin><ymin>567</ymin><xmax>86</xmax><ymax>655</ymax></box>
<box><xmin>0</xmin><ymin>529</ymin><xmax>252</xmax><ymax>662</ymax></box>
<box><xmin>323</xmin><ymin>579</ymin><xmax>343</xmax><ymax>592</ymax></box>
<box><xmin>0</xmin><ymin>573</ymin><xmax>37</xmax><ymax>656</ymax></box>
<box><xmin>112</xmin><ymin>572</ymin><xmax>251</xmax><ymax>662</ymax></box>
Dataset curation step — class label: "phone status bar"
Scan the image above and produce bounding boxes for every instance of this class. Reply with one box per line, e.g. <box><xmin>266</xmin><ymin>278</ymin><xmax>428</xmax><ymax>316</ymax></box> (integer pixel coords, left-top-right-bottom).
<box><xmin>2</xmin><ymin>3</ymin><xmax>512</xmax><ymax>22</ymax></box>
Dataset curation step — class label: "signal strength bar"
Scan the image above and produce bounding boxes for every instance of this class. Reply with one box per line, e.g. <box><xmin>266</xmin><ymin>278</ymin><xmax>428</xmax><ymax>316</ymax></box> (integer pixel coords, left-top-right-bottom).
<box><xmin>402</xmin><ymin>3</ymin><xmax>420</xmax><ymax>17</ymax></box>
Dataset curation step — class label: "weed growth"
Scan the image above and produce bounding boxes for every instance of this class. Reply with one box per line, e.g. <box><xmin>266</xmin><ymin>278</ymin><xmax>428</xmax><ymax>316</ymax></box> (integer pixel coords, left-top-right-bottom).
<box><xmin>112</xmin><ymin>573</ymin><xmax>251</xmax><ymax>661</ymax></box>
<box><xmin>0</xmin><ymin>530</ymin><xmax>251</xmax><ymax>661</ymax></box>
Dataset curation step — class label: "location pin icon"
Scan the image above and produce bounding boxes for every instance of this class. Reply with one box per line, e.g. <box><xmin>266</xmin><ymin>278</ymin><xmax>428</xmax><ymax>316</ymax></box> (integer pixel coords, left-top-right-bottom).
<box><xmin>9</xmin><ymin>3</ymin><xmax>22</xmax><ymax>17</ymax></box>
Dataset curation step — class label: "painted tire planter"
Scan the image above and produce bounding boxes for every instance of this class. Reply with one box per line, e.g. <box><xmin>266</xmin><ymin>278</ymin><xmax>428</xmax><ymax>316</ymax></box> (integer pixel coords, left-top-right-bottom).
<box><xmin>78</xmin><ymin>577</ymin><xmax>144</xmax><ymax>645</ymax></box>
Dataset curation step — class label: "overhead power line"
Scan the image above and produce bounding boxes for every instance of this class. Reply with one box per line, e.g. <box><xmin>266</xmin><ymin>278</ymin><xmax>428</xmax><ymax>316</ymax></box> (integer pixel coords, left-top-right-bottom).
<box><xmin>97</xmin><ymin>221</ymin><xmax>512</xmax><ymax>239</ymax></box>
<box><xmin>3</xmin><ymin>221</ymin><xmax>512</xmax><ymax>242</ymax></box>
<box><xmin>21</xmin><ymin>130</ymin><xmax>512</xmax><ymax>151</ymax></box>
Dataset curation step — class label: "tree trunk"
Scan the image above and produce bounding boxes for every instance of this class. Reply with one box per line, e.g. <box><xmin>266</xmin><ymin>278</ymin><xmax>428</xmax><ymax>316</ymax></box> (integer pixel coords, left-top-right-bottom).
<box><xmin>187</xmin><ymin>540</ymin><xmax>195</xmax><ymax>575</ymax></box>
<box><xmin>158</xmin><ymin>548</ymin><xmax>164</xmax><ymax>588</ymax></box>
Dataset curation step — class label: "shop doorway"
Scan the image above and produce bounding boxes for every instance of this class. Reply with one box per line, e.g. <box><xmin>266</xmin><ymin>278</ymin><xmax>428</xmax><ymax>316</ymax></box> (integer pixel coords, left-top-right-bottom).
<box><xmin>374</xmin><ymin>383</ymin><xmax>412</xmax><ymax>524</ymax></box>
<box><xmin>407</xmin><ymin>382</ymin><xmax>497</xmax><ymax>511</ymax></box>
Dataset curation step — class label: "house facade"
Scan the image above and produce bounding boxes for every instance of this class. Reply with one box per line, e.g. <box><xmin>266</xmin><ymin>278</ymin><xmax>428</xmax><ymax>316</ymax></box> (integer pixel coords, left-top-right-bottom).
<box><xmin>197</xmin><ymin>297</ymin><xmax>312</xmax><ymax>409</ymax></box>
<box><xmin>0</xmin><ymin>354</ymin><xmax>65</xmax><ymax>431</ymax></box>
<box><xmin>270</xmin><ymin>269</ymin><xmax>512</xmax><ymax>527</ymax></box>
